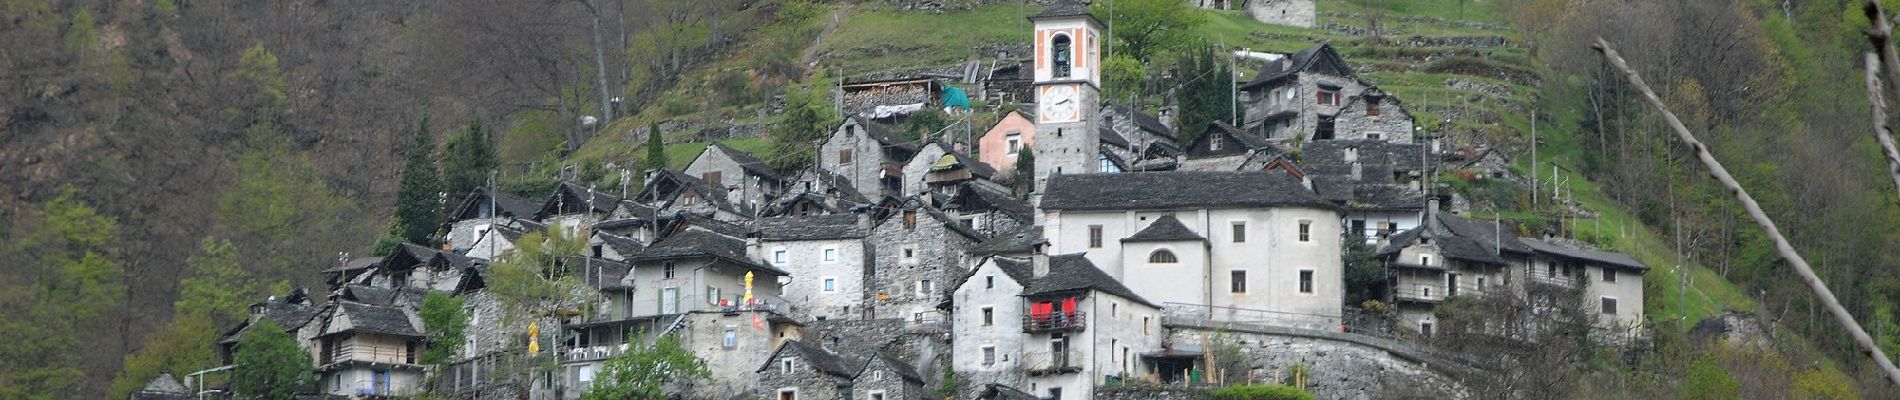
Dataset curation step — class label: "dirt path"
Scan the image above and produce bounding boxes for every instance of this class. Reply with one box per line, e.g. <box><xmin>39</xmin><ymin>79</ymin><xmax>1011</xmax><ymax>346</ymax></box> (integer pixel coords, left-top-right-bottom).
<box><xmin>799</xmin><ymin>3</ymin><xmax>853</xmax><ymax>73</ymax></box>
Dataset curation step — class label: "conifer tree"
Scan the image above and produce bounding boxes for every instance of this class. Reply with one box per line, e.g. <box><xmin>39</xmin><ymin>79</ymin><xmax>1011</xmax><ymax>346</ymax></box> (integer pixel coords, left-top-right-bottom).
<box><xmin>442</xmin><ymin>119</ymin><xmax>499</xmax><ymax>203</ymax></box>
<box><xmin>646</xmin><ymin>121</ymin><xmax>668</xmax><ymax>171</ymax></box>
<box><xmin>394</xmin><ymin>115</ymin><xmax>443</xmax><ymax>245</ymax></box>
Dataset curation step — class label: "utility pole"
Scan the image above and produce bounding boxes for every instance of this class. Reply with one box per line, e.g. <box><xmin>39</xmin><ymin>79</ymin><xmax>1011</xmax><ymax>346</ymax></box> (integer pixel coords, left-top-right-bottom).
<box><xmin>1531</xmin><ymin>108</ymin><xmax>1538</xmax><ymax>208</ymax></box>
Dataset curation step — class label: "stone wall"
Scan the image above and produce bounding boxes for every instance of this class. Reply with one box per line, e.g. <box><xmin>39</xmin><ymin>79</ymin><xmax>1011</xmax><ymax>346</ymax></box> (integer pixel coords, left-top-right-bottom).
<box><xmin>1163</xmin><ymin>322</ymin><xmax>1473</xmax><ymax>400</ymax></box>
<box><xmin>1093</xmin><ymin>384</ymin><xmax>1201</xmax><ymax>400</ymax></box>
<box><xmin>1247</xmin><ymin>0</ymin><xmax>1316</xmax><ymax>28</ymax></box>
<box><xmin>866</xmin><ymin>210</ymin><xmax>975</xmax><ymax>320</ymax></box>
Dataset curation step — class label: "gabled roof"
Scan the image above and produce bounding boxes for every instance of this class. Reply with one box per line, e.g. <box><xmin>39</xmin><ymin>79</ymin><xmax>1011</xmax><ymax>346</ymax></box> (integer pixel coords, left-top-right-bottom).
<box><xmin>1105</xmin><ymin>102</ymin><xmax>1177</xmax><ymax>140</ymax></box>
<box><xmin>564</xmin><ymin>255</ymin><xmax>633</xmax><ymax>288</ymax></box>
<box><xmin>756</xmin><ymin>214</ymin><xmax>868</xmax><ymax>241</ymax></box>
<box><xmin>1434</xmin><ymin>212</ymin><xmax>1532</xmax><ymax>255</ymax></box>
<box><xmin>539</xmin><ymin>182</ymin><xmax>623</xmax><ymax>217</ymax></box>
<box><xmin>138</xmin><ymin>372</ymin><xmax>190</xmax><ymax>395</ymax></box>
<box><xmin>1030</xmin><ymin>1</ymin><xmax>1099</xmax><ymax>24</ymax></box>
<box><xmin>968</xmin><ymin>225</ymin><xmax>1045</xmax><ymax>256</ymax></box>
<box><xmin>633</xmin><ymin>230</ymin><xmax>788</xmax><ymax>276</ymax></box>
<box><xmin>920</xmin><ymin>142</ymin><xmax>999</xmax><ymax>178</ymax></box>
<box><xmin>1021</xmin><ymin>254</ymin><xmax>1159</xmax><ymax>307</ymax></box>
<box><xmin>980</xmin><ymin>383</ymin><xmax>1042</xmax><ymax>400</ymax></box>
<box><xmin>757</xmin><ymin>340</ymin><xmax>857</xmax><ymax>379</ymax></box>
<box><xmin>449</xmin><ymin>188</ymin><xmax>539</xmax><ymax>222</ymax></box>
<box><xmin>706</xmin><ymin>142</ymin><xmax>783</xmax><ymax>182</ymax></box>
<box><xmin>1523</xmin><ymin>239</ymin><xmax>1648</xmax><ymax>271</ymax></box>
<box><xmin>1199</xmin><ymin>121</ymin><xmax>1278</xmax><ymax>152</ymax></box>
<box><xmin>596</xmin><ymin>232</ymin><xmax>644</xmax><ymax>257</ymax></box>
<box><xmin>846</xmin><ymin>117</ymin><xmax>917</xmax><ymax>153</ymax></box>
<box><xmin>858</xmin><ymin>352</ymin><xmax>925</xmax><ymax>384</ymax></box>
<box><xmin>1122</xmin><ymin>215</ymin><xmax>1206</xmax><ymax>242</ymax></box>
<box><xmin>1041</xmin><ymin>171</ymin><xmax>1338</xmax><ymax>211</ymax></box>
<box><xmin>328</xmin><ymin>301</ymin><xmax>423</xmax><ymax>338</ymax></box>
<box><xmin>1239</xmin><ymin>43</ymin><xmax>1357</xmax><ymax>90</ymax></box>
<box><xmin>1098</xmin><ymin>126</ymin><xmax>1130</xmax><ymax>148</ymax></box>
<box><xmin>1378</xmin><ymin>212</ymin><xmax>1528</xmax><ymax>264</ymax></box>
<box><xmin>957</xmin><ymin>180</ymin><xmax>1034</xmax><ymax>222</ymax></box>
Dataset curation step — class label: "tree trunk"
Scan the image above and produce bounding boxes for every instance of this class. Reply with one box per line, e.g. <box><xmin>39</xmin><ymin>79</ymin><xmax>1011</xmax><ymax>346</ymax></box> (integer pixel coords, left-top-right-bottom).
<box><xmin>589</xmin><ymin>0</ymin><xmax>614</xmax><ymax>124</ymax></box>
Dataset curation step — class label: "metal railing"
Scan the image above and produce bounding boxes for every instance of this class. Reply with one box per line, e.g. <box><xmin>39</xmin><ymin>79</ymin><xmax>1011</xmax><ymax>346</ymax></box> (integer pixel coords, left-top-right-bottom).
<box><xmin>1021</xmin><ymin>350</ymin><xmax>1085</xmax><ymax>375</ymax></box>
<box><xmin>1161</xmin><ymin>303</ymin><xmax>1342</xmax><ymax>332</ymax></box>
<box><xmin>1022</xmin><ymin>311</ymin><xmax>1086</xmax><ymax>333</ymax></box>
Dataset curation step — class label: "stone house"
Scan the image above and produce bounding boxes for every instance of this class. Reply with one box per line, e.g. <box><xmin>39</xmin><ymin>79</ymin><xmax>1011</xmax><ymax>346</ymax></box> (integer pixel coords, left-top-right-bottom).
<box><xmin>1100</xmin><ymin>103</ymin><xmax>1177</xmax><ymax>152</ymax></box>
<box><xmin>976</xmin><ymin>109</ymin><xmax>1036</xmax><ymax>176</ymax></box>
<box><xmin>218</xmin><ymin>290</ymin><xmax>326</xmax><ymax>365</ymax></box>
<box><xmin>536</xmin><ymin>182</ymin><xmax>626</xmax><ymax>234</ymax></box>
<box><xmin>949</xmin><ymin>254</ymin><xmax>1163</xmax><ymax>400</ymax></box>
<box><xmin>445</xmin><ymin>188</ymin><xmax>538</xmax><ymax>252</ymax></box>
<box><xmin>1522</xmin><ymin>239</ymin><xmax>1648</xmax><ymax>335</ymax></box>
<box><xmin>634</xmin><ymin>169</ymin><xmax>751</xmax><ymax>222</ymax></box>
<box><xmin>900</xmin><ymin>142</ymin><xmax>997</xmax><ymax>197</ymax></box>
<box><xmin>865</xmin><ymin>201</ymin><xmax>986</xmax><ymax>324</ymax></box>
<box><xmin>757</xmin><ymin>340</ymin><xmax>857</xmax><ymax>400</ymax></box>
<box><xmin>129</xmin><ymin>372</ymin><xmax>190</xmax><ymax>400</ymax></box>
<box><xmin>685</xmin><ymin>143</ymin><xmax>786</xmax><ymax>213</ymax></box>
<box><xmin>767</xmin><ymin>169</ymin><xmax>872</xmax><ymax>218</ymax></box>
<box><xmin>1040</xmin><ymin>171</ymin><xmax>1346</xmax><ymax>330</ymax></box>
<box><xmin>361</xmin><ymin>243</ymin><xmax>483</xmax><ymax>293</ymax></box>
<box><xmin>756</xmin><ymin>214</ymin><xmax>873</xmax><ymax>321</ymax></box>
<box><xmin>625</xmin><ymin>230</ymin><xmax>791</xmax><ymax>317</ymax></box>
<box><xmin>1377</xmin><ymin>208</ymin><xmax>1534</xmax><ymax>335</ymax></box>
<box><xmin>945</xmin><ymin>180</ymin><xmax>1033</xmax><ymax>238</ymax></box>
<box><xmin>820</xmin><ymin>117</ymin><xmax>919</xmax><ymax>201</ymax></box>
<box><xmin>1239</xmin><ymin>44</ymin><xmax>1413</xmax><ymax>145</ymax></box>
<box><xmin>1179</xmin><ymin>121</ymin><xmax>1285</xmax><ymax>172</ymax></box>
<box><xmin>1300</xmin><ymin>140</ymin><xmax>1431</xmax><ymax>243</ymax></box>
<box><xmin>853</xmin><ymin>352</ymin><xmax>926</xmax><ymax>400</ymax></box>
<box><xmin>312</xmin><ymin>301</ymin><xmax>427</xmax><ymax>398</ymax></box>
<box><xmin>841</xmin><ymin>77</ymin><xmax>940</xmax><ymax>119</ymax></box>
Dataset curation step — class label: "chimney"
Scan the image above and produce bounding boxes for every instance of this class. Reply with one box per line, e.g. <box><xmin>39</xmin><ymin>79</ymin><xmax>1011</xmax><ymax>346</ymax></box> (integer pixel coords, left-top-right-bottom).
<box><xmin>1426</xmin><ymin>197</ymin><xmax>1440</xmax><ymax>225</ymax></box>
<box><xmin>1350</xmin><ymin>162</ymin><xmax>1362</xmax><ymax>181</ymax></box>
<box><xmin>858</xmin><ymin>210</ymin><xmax>875</xmax><ymax>230</ymax></box>
<box><xmin>1031</xmin><ymin>242</ymin><xmax>1050</xmax><ymax>278</ymax></box>
<box><xmin>745</xmin><ymin>235</ymin><xmax>763</xmax><ymax>260</ymax></box>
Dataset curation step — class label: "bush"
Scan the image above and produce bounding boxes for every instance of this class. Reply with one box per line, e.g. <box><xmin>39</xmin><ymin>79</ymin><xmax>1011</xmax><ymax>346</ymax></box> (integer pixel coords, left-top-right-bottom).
<box><xmin>1208</xmin><ymin>384</ymin><xmax>1315</xmax><ymax>400</ymax></box>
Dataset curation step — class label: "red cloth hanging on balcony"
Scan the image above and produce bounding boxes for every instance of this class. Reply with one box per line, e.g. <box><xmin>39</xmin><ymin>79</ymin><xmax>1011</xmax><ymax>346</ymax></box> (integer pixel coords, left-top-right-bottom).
<box><xmin>1061</xmin><ymin>297</ymin><xmax>1077</xmax><ymax>316</ymax></box>
<box><xmin>1031</xmin><ymin>302</ymin><xmax>1053</xmax><ymax>321</ymax></box>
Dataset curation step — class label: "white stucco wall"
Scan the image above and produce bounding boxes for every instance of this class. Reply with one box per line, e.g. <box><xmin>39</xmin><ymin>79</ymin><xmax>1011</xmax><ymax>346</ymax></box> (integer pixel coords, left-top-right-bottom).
<box><xmin>951</xmin><ymin>259</ymin><xmax>1030</xmax><ymax>391</ymax></box>
<box><xmin>765</xmin><ymin>238</ymin><xmax>868</xmax><ymax>320</ymax></box>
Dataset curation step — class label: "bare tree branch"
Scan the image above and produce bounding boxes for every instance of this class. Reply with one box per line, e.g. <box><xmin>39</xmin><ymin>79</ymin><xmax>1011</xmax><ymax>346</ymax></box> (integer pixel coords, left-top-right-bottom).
<box><xmin>1594</xmin><ymin>37</ymin><xmax>1900</xmax><ymax>388</ymax></box>
<box><xmin>1862</xmin><ymin>53</ymin><xmax>1900</xmax><ymax>204</ymax></box>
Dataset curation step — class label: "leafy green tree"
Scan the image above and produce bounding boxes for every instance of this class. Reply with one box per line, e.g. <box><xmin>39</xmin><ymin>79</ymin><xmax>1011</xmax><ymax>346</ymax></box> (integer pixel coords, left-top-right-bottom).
<box><xmin>0</xmin><ymin>188</ymin><xmax>123</xmax><ymax>399</ymax></box>
<box><xmin>1101</xmin><ymin>55</ymin><xmax>1147</xmax><ymax>105</ymax></box>
<box><xmin>1172</xmin><ymin>43</ymin><xmax>1233</xmax><ymax>146</ymax></box>
<box><xmin>175</xmin><ymin>236</ymin><xmax>269</xmax><ymax>325</ymax></box>
<box><xmin>441</xmin><ymin>119</ymin><xmax>499</xmax><ymax>205</ymax></box>
<box><xmin>1341</xmin><ymin>234</ymin><xmax>1383</xmax><ymax>305</ymax></box>
<box><xmin>1681</xmin><ymin>355</ymin><xmax>1739</xmax><ymax>400</ymax></box>
<box><xmin>107</xmin><ymin>315</ymin><xmax>217</xmax><ymax>400</ymax></box>
<box><xmin>582</xmin><ymin>335</ymin><xmax>711</xmax><ymax>400</ymax></box>
<box><xmin>1090</xmin><ymin>0</ymin><xmax>1205</xmax><ymax>61</ymax></box>
<box><xmin>768</xmin><ymin>74</ymin><xmax>838</xmax><ymax>173</ymax></box>
<box><xmin>231</xmin><ymin>44</ymin><xmax>286</xmax><ymax>121</ymax></box>
<box><xmin>419</xmin><ymin>292</ymin><xmax>469</xmax><ymax>366</ymax></box>
<box><xmin>900</xmin><ymin>110</ymin><xmax>950</xmax><ymax>143</ymax></box>
<box><xmin>1207</xmin><ymin>384</ymin><xmax>1315</xmax><ymax>400</ymax></box>
<box><xmin>63</xmin><ymin>9</ymin><xmax>97</xmax><ymax>52</ymax></box>
<box><xmin>394</xmin><ymin>115</ymin><xmax>443</xmax><ymax>245</ymax></box>
<box><xmin>231</xmin><ymin>320</ymin><xmax>312</xmax><ymax>400</ymax></box>
<box><xmin>217</xmin><ymin>45</ymin><xmax>355</xmax><ymax>277</ymax></box>
<box><xmin>486</xmin><ymin>227</ymin><xmax>588</xmax><ymax>391</ymax></box>
<box><xmin>645</xmin><ymin>121</ymin><xmax>668</xmax><ymax>171</ymax></box>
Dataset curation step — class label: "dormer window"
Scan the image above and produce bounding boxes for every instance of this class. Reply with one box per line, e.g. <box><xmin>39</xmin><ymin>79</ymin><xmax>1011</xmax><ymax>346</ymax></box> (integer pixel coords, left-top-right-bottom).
<box><xmin>1210</xmin><ymin>135</ymin><xmax>1223</xmax><ymax>151</ymax></box>
<box><xmin>1148</xmin><ymin>250</ymin><xmax>1178</xmax><ymax>263</ymax></box>
<box><xmin>1051</xmin><ymin>34</ymin><xmax>1073</xmax><ymax>78</ymax></box>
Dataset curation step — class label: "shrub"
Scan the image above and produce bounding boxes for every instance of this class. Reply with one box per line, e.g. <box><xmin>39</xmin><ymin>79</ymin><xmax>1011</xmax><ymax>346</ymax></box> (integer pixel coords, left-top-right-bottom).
<box><xmin>1208</xmin><ymin>384</ymin><xmax>1315</xmax><ymax>400</ymax></box>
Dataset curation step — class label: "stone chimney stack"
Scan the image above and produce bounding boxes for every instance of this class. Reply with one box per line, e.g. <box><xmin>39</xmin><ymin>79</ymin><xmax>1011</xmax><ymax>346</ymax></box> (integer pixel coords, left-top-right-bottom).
<box><xmin>858</xmin><ymin>210</ymin><xmax>875</xmax><ymax>230</ymax></box>
<box><xmin>745</xmin><ymin>235</ymin><xmax>763</xmax><ymax>260</ymax></box>
<box><xmin>1032</xmin><ymin>243</ymin><xmax>1050</xmax><ymax>278</ymax></box>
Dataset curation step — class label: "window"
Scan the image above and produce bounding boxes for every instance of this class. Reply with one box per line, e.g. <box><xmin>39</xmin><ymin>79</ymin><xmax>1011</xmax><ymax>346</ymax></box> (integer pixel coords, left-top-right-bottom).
<box><xmin>1148</xmin><ymin>250</ymin><xmax>1178</xmax><ymax>263</ymax></box>
<box><xmin>706</xmin><ymin>286</ymin><xmax>722</xmax><ymax>305</ymax></box>
<box><xmin>917</xmin><ymin>280</ymin><xmax>935</xmax><ymax>295</ymax></box>
<box><xmin>1420</xmin><ymin>321</ymin><xmax>1435</xmax><ymax>337</ymax></box>
<box><xmin>1422</xmin><ymin>254</ymin><xmax>1435</xmax><ymax>266</ymax></box>
<box><xmin>702</xmin><ymin>171</ymin><xmax>722</xmax><ymax>184</ymax></box>
<box><xmin>1603</xmin><ymin>269</ymin><xmax>1617</xmax><ymax>283</ymax></box>
<box><xmin>871</xmin><ymin>392</ymin><xmax>885</xmax><ymax>400</ymax></box>
<box><xmin>1316</xmin><ymin>116</ymin><xmax>1336</xmax><ymax>140</ymax></box>
<box><xmin>1601</xmin><ymin>297</ymin><xmax>1618</xmax><ymax>315</ymax></box>
<box><xmin>1300</xmin><ymin>270</ymin><xmax>1314</xmax><ymax>294</ymax></box>
<box><xmin>1007</xmin><ymin>134</ymin><xmax>1022</xmax><ymax>154</ymax></box>
<box><xmin>663</xmin><ymin>263</ymin><xmax>677</xmax><ymax>279</ymax></box>
<box><xmin>724</xmin><ymin>329</ymin><xmax>737</xmax><ymax>349</ymax></box>
<box><xmin>1367</xmin><ymin>101</ymin><xmax>1381</xmax><ymax>116</ymax></box>
<box><xmin>1476</xmin><ymin>277</ymin><xmax>1486</xmax><ymax>289</ymax></box>
<box><xmin>1232</xmin><ymin>222</ymin><xmax>1246</xmax><ymax>242</ymax></box>
<box><xmin>1144</xmin><ymin>317</ymin><xmax>1151</xmax><ymax>334</ymax></box>
<box><xmin>823</xmin><ymin>248</ymin><xmax>837</xmax><ymax>262</ymax></box>
<box><xmin>1088</xmin><ymin>225</ymin><xmax>1103</xmax><ymax>248</ymax></box>
<box><xmin>981</xmin><ymin>307</ymin><xmax>994</xmax><ymax>326</ymax></box>
<box><xmin>1423</xmin><ymin>286</ymin><xmax>1431</xmax><ymax>298</ymax></box>
<box><xmin>839</xmin><ymin>149</ymin><xmax>854</xmax><ymax>164</ymax></box>
<box><xmin>778</xmin><ymin>388</ymin><xmax>797</xmax><ymax>400</ymax></box>
<box><xmin>902</xmin><ymin>247</ymin><xmax>916</xmax><ymax>262</ymax></box>
<box><xmin>1230</xmin><ymin>270</ymin><xmax>1248</xmax><ymax>293</ymax></box>
<box><xmin>1548</xmin><ymin>263</ymin><xmax>1557</xmax><ymax>278</ymax></box>
<box><xmin>1317</xmin><ymin>89</ymin><xmax>1339</xmax><ymax>106</ymax></box>
<box><xmin>1051</xmin><ymin>34</ymin><xmax>1072</xmax><ymax>78</ymax></box>
<box><xmin>1049</xmin><ymin>387</ymin><xmax>1063</xmax><ymax>399</ymax></box>
<box><xmin>982</xmin><ymin>346</ymin><xmax>997</xmax><ymax>365</ymax></box>
<box><xmin>823</xmin><ymin>278</ymin><xmax>837</xmax><ymax>292</ymax></box>
<box><xmin>1111</xmin><ymin>302</ymin><xmax>1119</xmax><ymax>317</ymax></box>
<box><xmin>1210</xmin><ymin>134</ymin><xmax>1223</xmax><ymax>151</ymax></box>
<box><xmin>985</xmin><ymin>275</ymin><xmax>995</xmax><ymax>289</ymax></box>
<box><xmin>903</xmin><ymin>211</ymin><xmax>918</xmax><ymax>229</ymax></box>
<box><xmin>1299</xmin><ymin>221</ymin><xmax>1312</xmax><ymax>242</ymax></box>
<box><xmin>1366</xmin><ymin>132</ymin><xmax>1383</xmax><ymax>141</ymax></box>
<box><xmin>781</xmin><ymin>359</ymin><xmax>795</xmax><ymax>374</ymax></box>
<box><xmin>774</xmin><ymin>250</ymin><xmax>786</xmax><ymax>264</ymax></box>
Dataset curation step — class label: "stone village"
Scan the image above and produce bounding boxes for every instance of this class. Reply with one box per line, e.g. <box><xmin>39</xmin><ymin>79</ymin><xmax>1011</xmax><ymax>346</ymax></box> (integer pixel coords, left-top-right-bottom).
<box><xmin>132</xmin><ymin>2</ymin><xmax>1649</xmax><ymax>400</ymax></box>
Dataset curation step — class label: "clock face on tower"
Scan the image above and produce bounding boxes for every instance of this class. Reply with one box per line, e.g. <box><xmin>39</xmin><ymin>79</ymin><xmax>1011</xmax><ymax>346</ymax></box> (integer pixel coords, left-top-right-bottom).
<box><xmin>1039</xmin><ymin>85</ymin><xmax>1079</xmax><ymax>123</ymax></box>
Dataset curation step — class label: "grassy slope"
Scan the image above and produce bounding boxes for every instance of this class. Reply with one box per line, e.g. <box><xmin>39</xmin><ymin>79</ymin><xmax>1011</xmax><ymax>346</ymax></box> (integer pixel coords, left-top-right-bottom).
<box><xmin>573</xmin><ymin>0</ymin><xmax>1755</xmax><ymax>327</ymax></box>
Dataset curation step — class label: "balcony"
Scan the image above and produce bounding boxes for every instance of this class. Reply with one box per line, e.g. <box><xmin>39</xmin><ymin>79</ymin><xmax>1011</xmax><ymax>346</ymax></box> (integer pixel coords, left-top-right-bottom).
<box><xmin>1022</xmin><ymin>311</ymin><xmax>1086</xmax><ymax>333</ymax></box>
<box><xmin>318</xmin><ymin>341</ymin><xmax>421</xmax><ymax>371</ymax></box>
<box><xmin>1022</xmin><ymin>350</ymin><xmax>1084</xmax><ymax>376</ymax></box>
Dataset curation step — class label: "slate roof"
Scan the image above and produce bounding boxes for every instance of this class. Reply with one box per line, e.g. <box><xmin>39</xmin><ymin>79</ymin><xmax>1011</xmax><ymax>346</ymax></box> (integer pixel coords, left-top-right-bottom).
<box><xmin>564</xmin><ymin>256</ymin><xmax>633</xmax><ymax>288</ymax></box>
<box><xmin>984</xmin><ymin>256</ymin><xmax>1038</xmax><ymax>283</ymax></box>
<box><xmin>1434</xmin><ymin>212</ymin><xmax>1532</xmax><ymax>255</ymax></box>
<box><xmin>1302</xmin><ymin>140</ymin><xmax>1429</xmax><ymax>178</ymax></box>
<box><xmin>596</xmin><ymin>232</ymin><xmax>644</xmax><ymax>257</ymax></box>
<box><xmin>323</xmin><ymin>256</ymin><xmax>383</xmax><ymax>273</ymax></box>
<box><xmin>1031</xmin><ymin>1</ymin><xmax>1095</xmax><ymax>20</ymax></box>
<box><xmin>854</xmin><ymin>117</ymin><xmax>917</xmax><ymax>152</ymax></box>
<box><xmin>710</xmin><ymin>142</ymin><xmax>782</xmax><ymax>182</ymax></box>
<box><xmin>758</xmin><ymin>340</ymin><xmax>857</xmax><ymax>379</ymax></box>
<box><xmin>1021</xmin><ymin>254</ymin><xmax>1159</xmax><ymax>307</ymax></box>
<box><xmin>756</xmin><ymin>214</ymin><xmax>868</xmax><ymax>240</ymax></box>
<box><xmin>1378</xmin><ymin>212</ymin><xmax>1528</xmax><ymax>265</ymax></box>
<box><xmin>633</xmin><ymin>230</ymin><xmax>788</xmax><ymax>276</ymax></box>
<box><xmin>1106</xmin><ymin>102</ymin><xmax>1177</xmax><ymax>139</ymax></box>
<box><xmin>968</xmin><ymin>225</ymin><xmax>1045</xmax><ymax>256</ymax></box>
<box><xmin>1041</xmin><ymin>171</ymin><xmax>1338</xmax><ymax>211</ymax></box>
<box><xmin>958</xmin><ymin>180</ymin><xmax>1034</xmax><ymax>222</ymax></box>
<box><xmin>1208</xmin><ymin>121</ymin><xmax>1276</xmax><ymax>151</ymax></box>
<box><xmin>331</xmin><ymin>302</ymin><xmax>423</xmax><ymax>338</ymax></box>
<box><xmin>861</xmin><ymin>351</ymin><xmax>926</xmax><ymax>384</ymax></box>
<box><xmin>980</xmin><ymin>384</ymin><xmax>1042</xmax><ymax>400</ymax></box>
<box><xmin>1122</xmin><ymin>215</ymin><xmax>1206</xmax><ymax>242</ymax></box>
<box><xmin>231</xmin><ymin>299</ymin><xmax>324</xmax><ymax>344</ymax></box>
<box><xmin>1098</xmin><ymin>126</ymin><xmax>1130</xmax><ymax>148</ymax></box>
<box><xmin>543</xmin><ymin>182</ymin><xmax>623</xmax><ymax>216</ymax></box>
<box><xmin>1523</xmin><ymin>239</ymin><xmax>1648</xmax><ymax>271</ymax></box>
<box><xmin>132</xmin><ymin>372</ymin><xmax>190</xmax><ymax>400</ymax></box>
<box><xmin>923</xmin><ymin>206</ymin><xmax>988</xmax><ymax>241</ymax></box>
<box><xmin>450</xmin><ymin>188</ymin><xmax>539</xmax><ymax>221</ymax></box>
<box><xmin>1239</xmin><ymin>43</ymin><xmax>1353</xmax><ymax>90</ymax></box>
<box><xmin>923</xmin><ymin>142</ymin><xmax>1000</xmax><ymax>178</ymax></box>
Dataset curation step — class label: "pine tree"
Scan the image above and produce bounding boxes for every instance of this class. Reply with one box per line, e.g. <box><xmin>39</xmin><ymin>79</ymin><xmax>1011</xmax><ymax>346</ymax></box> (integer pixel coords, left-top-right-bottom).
<box><xmin>442</xmin><ymin>119</ymin><xmax>498</xmax><ymax>203</ymax></box>
<box><xmin>645</xmin><ymin>121</ymin><xmax>668</xmax><ymax>171</ymax></box>
<box><xmin>394</xmin><ymin>115</ymin><xmax>443</xmax><ymax>245</ymax></box>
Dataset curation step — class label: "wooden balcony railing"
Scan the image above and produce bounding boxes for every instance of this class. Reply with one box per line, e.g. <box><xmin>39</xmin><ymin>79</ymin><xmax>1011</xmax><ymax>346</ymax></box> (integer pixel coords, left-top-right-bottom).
<box><xmin>1022</xmin><ymin>311</ymin><xmax>1086</xmax><ymax>333</ymax></box>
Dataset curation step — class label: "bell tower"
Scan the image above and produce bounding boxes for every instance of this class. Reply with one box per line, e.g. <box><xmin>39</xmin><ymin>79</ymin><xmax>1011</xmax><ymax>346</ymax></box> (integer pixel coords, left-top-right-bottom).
<box><xmin>1030</xmin><ymin>1</ymin><xmax>1104</xmax><ymax>194</ymax></box>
